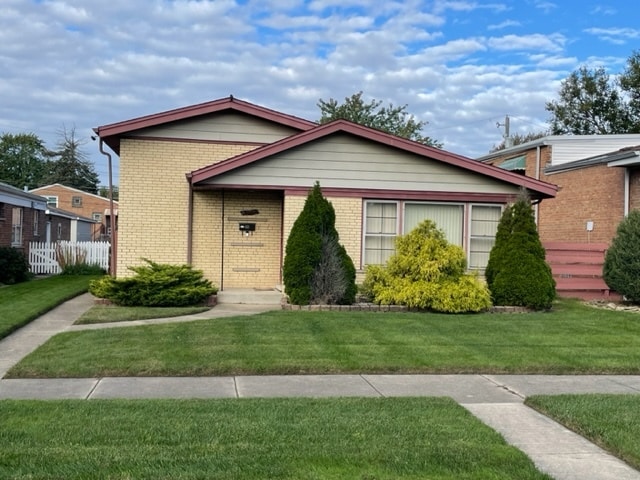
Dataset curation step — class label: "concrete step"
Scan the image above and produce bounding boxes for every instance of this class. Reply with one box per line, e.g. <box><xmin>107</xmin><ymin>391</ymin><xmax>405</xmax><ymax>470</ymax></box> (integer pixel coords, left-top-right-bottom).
<box><xmin>216</xmin><ymin>288</ymin><xmax>284</xmax><ymax>305</ymax></box>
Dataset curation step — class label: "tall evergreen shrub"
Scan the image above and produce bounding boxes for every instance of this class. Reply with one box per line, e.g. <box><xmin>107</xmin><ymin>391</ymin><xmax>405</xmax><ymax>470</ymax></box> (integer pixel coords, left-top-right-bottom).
<box><xmin>603</xmin><ymin>210</ymin><xmax>640</xmax><ymax>302</ymax></box>
<box><xmin>283</xmin><ymin>182</ymin><xmax>356</xmax><ymax>305</ymax></box>
<box><xmin>487</xmin><ymin>192</ymin><xmax>555</xmax><ymax>310</ymax></box>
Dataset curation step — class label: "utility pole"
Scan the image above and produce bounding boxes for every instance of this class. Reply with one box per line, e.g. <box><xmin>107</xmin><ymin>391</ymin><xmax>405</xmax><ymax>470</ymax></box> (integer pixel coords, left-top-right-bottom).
<box><xmin>497</xmin><ymin>115</ymin><xmax>513</xmax><ymax>148</ymax></box>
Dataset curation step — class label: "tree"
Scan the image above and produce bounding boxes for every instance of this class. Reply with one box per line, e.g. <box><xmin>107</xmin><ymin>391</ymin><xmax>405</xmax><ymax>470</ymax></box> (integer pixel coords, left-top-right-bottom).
<box><xmin>317</xmin><ymin>91</ymin><xmax>442</xmax><ymax>147</ymax></box>
<box><xmin>0</xmin><ymin>132</ymin><xmax>50</xmax><ymax>189</ymax></box>
<box><xmin>490</xmin><ymin>131</ymin><xmax>547</xmax><ymax>152</ymax></box>
<box><xmin>46</xmin><ymin>126</ymin><xmax>100</xmax><ymax>194</ymax></box>
<box><xmin>546</xmin><ymin>66</ymin><xmax>634</xmax><ymax>135</ymax></box>
<box><xmin>486</xmin><ymin>191</ymin><xmax>555</xmax><ymax>310</ymax></box>
<box><xmin>603</xmin><ymin>210</ymin><xmax>640</xmax><ymax>303</ymax></box>
<box><xmin>283</xmin><ymin>182</ymin><xmax>356</xmax><ymax>305</ymax></box>
<box><xmin>619</xmin><ymin>50</ymin><xmax>640</xmax><ymax>131</ymax></box>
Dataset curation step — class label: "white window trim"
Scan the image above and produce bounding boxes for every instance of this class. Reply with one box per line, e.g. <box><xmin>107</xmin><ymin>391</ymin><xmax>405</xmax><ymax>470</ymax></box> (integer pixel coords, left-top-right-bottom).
<box><xmin>11</xmin><ymin>207</ymin><xmax>23</xmax><ymax>246</ymax></box>
<box><xmin>467</xmin><ymin>203</ymin><xmax>503</xmax><ymax>272</ymax></box>
<box><xmin>362</xmin><ymin>200</ymin><xmax>400</xmax><ymax>268</ymax></box>
<box><xmin>46</xmin><ymin>196</ymin><xmax>58</xmax><ymax>208</ymax></box>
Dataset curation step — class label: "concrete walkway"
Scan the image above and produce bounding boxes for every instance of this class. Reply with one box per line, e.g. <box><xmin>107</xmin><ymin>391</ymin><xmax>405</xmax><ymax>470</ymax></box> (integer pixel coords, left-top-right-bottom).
<box><xmin>1</xmin><ymin>294</ymin><xmax>640</xmax><ymax>480</ymax></box>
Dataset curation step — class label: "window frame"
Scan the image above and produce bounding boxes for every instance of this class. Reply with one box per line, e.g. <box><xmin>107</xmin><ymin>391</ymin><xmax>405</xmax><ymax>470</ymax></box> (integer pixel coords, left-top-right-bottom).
<box><xmin>33</xmin><ymin>210</ymin><xmax>39</xmax><ymax>236</ymax></box>
<box><xmin>467</xmin><ymin>203</ymin><xmax>503</xmax><ymax>272</ymax></box>
<box><xmin>46</xmin><ymin>196</ymin><xmax>58</xmax><ymax>208</ymax></box>
<box><xmin>72</xmin><ymin>196</ymin><xmax>82</xmax><ymax>207</ymax></box>
<box><xmin>11</xmin><ymin>207</ymin><xmax>23</xmax><ymax>246</ymax></box>
<box><xmin>362</xmin><ymin>200</ymin><xmax>399</xmax><ymax>267</ymax></box>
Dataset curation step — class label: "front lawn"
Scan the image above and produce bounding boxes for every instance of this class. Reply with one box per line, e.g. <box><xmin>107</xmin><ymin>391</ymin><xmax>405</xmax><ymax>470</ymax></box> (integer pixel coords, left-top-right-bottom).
<box><xmin>0</xmin><ymin>397</ymin><xmax>552</xmax><ymax>479</ymax></box>
<box><xmin>8</xmin><ymin>298</ymin><xmax>640</xmax><ymax>378</ymax></box>
<box><xmin>526</xmin><ymin>394</ymin><xmax>640</xmax><ymax>471</ymax></box>
<box><xmin>0</xmin><ymin>275</ymin><xmax>100</xmax><ymax>340</ymax></box>
<box><xmin>75</xmin><ymin>304</ymin><xmax>210</xmax><ymax>324</ymax></box>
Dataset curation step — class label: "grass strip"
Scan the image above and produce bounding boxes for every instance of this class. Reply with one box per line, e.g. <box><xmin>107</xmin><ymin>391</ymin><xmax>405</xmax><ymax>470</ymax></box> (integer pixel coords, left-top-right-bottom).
<box><xmin>0</xmin><ymin>275</ymin><xmax>100</xmax><ymax>340</ymax></box>
<box><xmin>8</xmin><ymin>298</ymin><xmax>640</xmax><ymax>377</ymax></box>
<box><xmin>0</xmin><ymin>397</ymin><xmax>552</xmax><ymax>479</ymax></box>
<box><xmin>75</xmin><ymin>305</ymin><xmax>211</xmax><ymax>324</ymax></box>
<box><xmin>526</xmin><ymin>394</ymin><xmax>640</xmax><ymax>470</ymax></box>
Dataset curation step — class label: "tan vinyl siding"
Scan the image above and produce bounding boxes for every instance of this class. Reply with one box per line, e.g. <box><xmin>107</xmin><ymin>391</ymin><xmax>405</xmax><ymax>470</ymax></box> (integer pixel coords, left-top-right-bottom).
<box><xmin>131</xmin><ymin>112</ymin><xmax>301</xmax><ymax>144</ymax></box>
<box><xmin>203</xmin><ymin>133</ymin><xmax>518</xmax><ymax>194</ymax></box>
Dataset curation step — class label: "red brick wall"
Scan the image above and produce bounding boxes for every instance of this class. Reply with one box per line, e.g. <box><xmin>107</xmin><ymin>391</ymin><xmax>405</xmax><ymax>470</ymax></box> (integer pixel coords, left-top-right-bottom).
<box><xmin>538</xmin><ymin>164</ymin><xmax>626</xmax><ymax>244</ymax></box>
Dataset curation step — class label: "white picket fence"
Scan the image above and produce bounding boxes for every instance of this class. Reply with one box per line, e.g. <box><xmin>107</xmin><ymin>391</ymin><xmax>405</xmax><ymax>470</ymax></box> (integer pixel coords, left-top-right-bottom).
<box><xmin>29</xmin><ymin>241</ymin><xmax>111</xmax><ymax>275</ymax></box>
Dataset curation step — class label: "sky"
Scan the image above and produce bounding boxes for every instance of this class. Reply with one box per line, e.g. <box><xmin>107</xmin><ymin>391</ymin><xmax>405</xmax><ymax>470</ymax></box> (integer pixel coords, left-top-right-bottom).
<box><xmin>1</xmin><ymin>0</ymin><xmax>638</xmax><ymax>186</ymax></box>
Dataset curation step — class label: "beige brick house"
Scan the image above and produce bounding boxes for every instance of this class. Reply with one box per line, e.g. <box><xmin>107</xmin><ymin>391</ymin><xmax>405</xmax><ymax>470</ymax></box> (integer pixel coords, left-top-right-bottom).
<box><xmin>94</xmin><ymin>96</ymin><xmax>556</xmax><ymax>290</ymax></box>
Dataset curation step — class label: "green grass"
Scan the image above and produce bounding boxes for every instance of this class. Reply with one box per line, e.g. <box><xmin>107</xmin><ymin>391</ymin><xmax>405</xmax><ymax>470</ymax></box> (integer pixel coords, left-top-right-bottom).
<box><xmin>526</xmin><ymin>394</ymin><xmax>640</xmax><ymax>471</ymax></box>
<box><xmin>75</xmin><ymin>304</ymin><xmax>211</xmax><ymax>324</ymax></box>
<box><xmin>0</xmin><ymin>397</ymin><xmax>552</xmax><ymax>480</ymax></box>
<box><xmin>0</xmin><ymin>275</ymin><xmax>100</xmax><ymax>340</ymax></box>
<box><xmin>8</xmin><ymin>298</ymin><xmax>640</xmax><ymax>378</ymax></box>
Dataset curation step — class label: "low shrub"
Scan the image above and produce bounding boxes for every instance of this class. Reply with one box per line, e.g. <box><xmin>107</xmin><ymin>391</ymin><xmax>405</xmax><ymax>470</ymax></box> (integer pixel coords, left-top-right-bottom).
<box><xmin>61</xmin><ymin>263</ymin><xmax>107</xmax><ymax>276</ymax></box>
<box><xmin>363</xmin><ymin>220</ymin><xmax>491</xmax><ymax>313</ymax></box>
<box><xmin>0</xmin><ymin>247</ymin><xmax>31</xmax><ymax>285</ymax></box>
<box><xmin>89</xmin><ymin>259</ymin><xmax>217</xmax><ymax>307</ymax></box>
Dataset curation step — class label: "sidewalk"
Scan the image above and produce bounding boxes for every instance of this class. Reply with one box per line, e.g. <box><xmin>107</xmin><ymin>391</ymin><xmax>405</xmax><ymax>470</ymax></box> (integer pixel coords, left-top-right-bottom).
<box><xmin>1</xmin><ymin>294</ymin><xmax>640</xmax><ymax>480</ymax></box>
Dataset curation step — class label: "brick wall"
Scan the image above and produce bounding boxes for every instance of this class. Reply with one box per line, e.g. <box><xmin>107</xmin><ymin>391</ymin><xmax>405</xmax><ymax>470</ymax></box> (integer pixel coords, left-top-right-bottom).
<box><xmin>118</xmin><ymin>139</ymin><xmax>256</xmax><ymax>277</ymax></box>
<box><xmin>283</xmin><ymin>193</ymin><xmax>364</xmax><ymax>280</ymax></box>
<box><xmin>0</xmin><ymin>204</ymin><xmax>48</xmax><ymax>251</ymax></box>
<box><xmin>220</xmin><ymin>190</ymin><xmax>283</xmax><ymax>289</ymax></box>
<box><xmin>539</xmin><ymin>164</ymin><xmax>626</xmax><ymax>244</ymax></box>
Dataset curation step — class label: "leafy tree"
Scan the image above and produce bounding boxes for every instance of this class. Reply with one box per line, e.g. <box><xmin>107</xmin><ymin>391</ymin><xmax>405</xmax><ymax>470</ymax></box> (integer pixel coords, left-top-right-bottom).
<box><xmin>490</xmin><ymin>131</ymin><xmax>547</xmax><ymax>152</ymax></box>
<box><xmin>0</xmin><ymin>133</ymin><xmax>50</xmax><ymax>189</ymax></box>
<box><xmin>317</xmin><ymin>91</ymin><xmax>442</xmax><ymax>147</ymax></box>
<box><xmin>546</xmin><ymin>66</ymin><xmax>633</xmax><ymax>135</ymax></box>
<box><xmin>362</xmin><ymin>220</ymin><xmax>491</xmax><ymax>313</ymax></box>
<box><xmin>283</xmin><ymin>182</ymin><xmax>356</xmax><ymax>305</ymax></box>
<box><xmin>619</xmin><ymin>50</ymin><xmax>640</xmax><ymax>131</ymax></box>
<box><xmin>486</xmin><ymin>191</ymin><xmax>555</xmax><ymax>310</ymax></box>
<box><xmin>603</xmin><ymin>210</ymin><xmax>640</xmax><ymax>303</ymax></box>
<box><xmin>46</xmin><ymin>126</ymin><xmax>100</xmax><ymax>194</ymax></box>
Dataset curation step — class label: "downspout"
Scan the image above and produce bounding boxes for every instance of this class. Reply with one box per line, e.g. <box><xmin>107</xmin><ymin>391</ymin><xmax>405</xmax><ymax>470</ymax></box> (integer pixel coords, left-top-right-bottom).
<box><xmin>624</xmin><ymin>168</ymin><xmax>630</xmax><ymax>217</ymax></box>
<box><xmin>186</xmin><ymin>175</ymin><xmax>193</xmax><ymax>265</ymax></box>
<box><xmin>99</xmin><ymin>139</ymin><xmax>117</xmax><ymax>276</ymax></box>
<box><xmin>534</xmin><ymin>145</ymin><xmax>541</xmax><ymax>225</ymax></box>
<box><xmin>220</xmin><ymin>190</ymin><xmax>225</xmax><ymax>291</ymax></box>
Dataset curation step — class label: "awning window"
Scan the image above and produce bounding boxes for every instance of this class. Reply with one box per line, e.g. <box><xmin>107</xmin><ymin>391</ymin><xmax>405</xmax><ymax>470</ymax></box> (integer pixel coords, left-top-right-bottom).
<box><xmin>499</xmin><ymin>155</ymin><xmax>526</xmax><ymax>171</ymax></box>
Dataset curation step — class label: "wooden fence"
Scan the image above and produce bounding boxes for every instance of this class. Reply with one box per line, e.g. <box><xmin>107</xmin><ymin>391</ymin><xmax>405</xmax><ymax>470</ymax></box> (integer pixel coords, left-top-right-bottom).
<box><xmin>29</xmin><ymin>241</ymin><xmax>111</xmax><ymax>275</ymax></box>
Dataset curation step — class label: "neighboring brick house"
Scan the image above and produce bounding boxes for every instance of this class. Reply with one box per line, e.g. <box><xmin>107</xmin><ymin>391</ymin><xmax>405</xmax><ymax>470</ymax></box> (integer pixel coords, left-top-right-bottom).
<box><xmin>0</xmin><ymin>181</ymin><xmax>48</xmax><ymax>252</ymax></box>
<box><xmin>30</xmin><ymin>184</ymin><xmax>118</xmax><ymax>241</ymax></box>
<box><xmin>94</xmin><ymin>96</ymin><xmax>556</xmax><ymax>289</ymax></box>
<box><xmin>477</xmin><ymin>135</ymin><xmax>640</xmax><ymax>244</ymax></box>
<box><xmin>477</xmin><ymin>135</ymin><xmax>640</xmax><ymax>299</ymax></box>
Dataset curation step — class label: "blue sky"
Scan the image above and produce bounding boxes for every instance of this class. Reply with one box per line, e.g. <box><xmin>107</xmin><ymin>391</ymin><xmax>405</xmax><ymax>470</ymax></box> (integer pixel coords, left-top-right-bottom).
<box><xmin>1</xmin><ymin>0</ymin><xmax>638</xmax><ymax>186</ymax></box>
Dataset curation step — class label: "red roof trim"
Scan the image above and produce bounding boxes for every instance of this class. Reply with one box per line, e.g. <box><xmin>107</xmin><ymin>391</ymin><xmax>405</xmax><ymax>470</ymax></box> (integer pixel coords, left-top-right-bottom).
<box><xmin>94</xmin><ymin>96</ymin><xmax>317</xmax><ymax>154</ymax></box>
<box><xmin>189</xmin><ymin>120</ymin><xmax>558</xmax><ymax>198</ymax></box>
<box><xmin>192</xmin><ymin>183</ymin><xmax>520</xmax><ymax>203</ymax></box>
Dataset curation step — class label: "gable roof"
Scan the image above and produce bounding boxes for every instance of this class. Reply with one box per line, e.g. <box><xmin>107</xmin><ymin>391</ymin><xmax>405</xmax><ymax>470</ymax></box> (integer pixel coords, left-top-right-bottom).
<box><xmin>30</xmin><ymin>183</ymin><xmax>119</xmax><ymax>204</ymax></box>
<box><xmin>188</xmin><ymin>119</ymin><xmax>558</xmax><ymax>199</ymax></box>
<box><xmin>94</xmin><ymin>96</ymin><xmax>317</xmax><ymax>155</ymax></box>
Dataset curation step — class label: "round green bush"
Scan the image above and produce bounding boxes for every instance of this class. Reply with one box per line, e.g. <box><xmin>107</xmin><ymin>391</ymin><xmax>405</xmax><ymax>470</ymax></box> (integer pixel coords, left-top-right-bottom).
<box><xmin>0</xmin><ymin>247</ymin><xmax>31</xmax><ymax>285</ymax></box>
<box><xmin>603</xmin><ymin>210</ymin><xmax>640</xmax><ymax>302</ymax></box>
